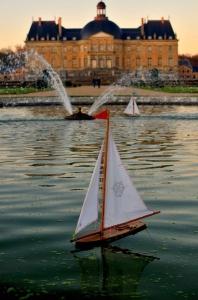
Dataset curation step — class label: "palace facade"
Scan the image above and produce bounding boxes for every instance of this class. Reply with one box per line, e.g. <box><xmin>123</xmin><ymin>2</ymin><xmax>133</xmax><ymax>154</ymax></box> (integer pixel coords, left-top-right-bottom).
<box><xmin>25</xmin><ymin>1</ymin><xmax>178</xmax><ymax>78</ymax></box>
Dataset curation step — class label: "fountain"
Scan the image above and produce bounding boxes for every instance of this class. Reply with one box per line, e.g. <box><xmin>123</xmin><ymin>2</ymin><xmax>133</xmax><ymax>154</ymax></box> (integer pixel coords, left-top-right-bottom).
<box><xmin>0</xmin><ymin>48</ymin><xmax>73</xmax><ymax>115</ymax></box>
<box><xmin>88</xmin><ymin>84</ymin><xmax>124</xmax><ymax>115</ymax></box>
<box><xmin>24</xmin><ymin>49</ymin><xmax>73</xmax><ymax>115</ymax></box>
<box><xmin>87</xmin><ymin>66</ymin><xmax>198</xmax><ymax>115</ymax></box>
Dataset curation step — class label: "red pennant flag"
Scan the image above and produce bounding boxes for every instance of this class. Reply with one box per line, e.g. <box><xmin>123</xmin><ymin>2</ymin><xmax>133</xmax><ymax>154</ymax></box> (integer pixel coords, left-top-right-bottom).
<box><xmin>93</xmin><ymin>109</ymin><xmax>108</xmax><ymax>120</ymax></box>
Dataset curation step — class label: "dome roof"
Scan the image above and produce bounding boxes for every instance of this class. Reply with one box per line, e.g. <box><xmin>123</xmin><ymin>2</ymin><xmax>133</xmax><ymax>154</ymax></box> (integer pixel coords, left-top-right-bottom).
<box><xmin>80</xmin><ymin>19</ymin><xmax>123</xmax><ymax>40</ymax></box>
<box><xmin>97</xmin><ymin>1</ymin><xmax>106</xmax><ymax>9</ymax></box>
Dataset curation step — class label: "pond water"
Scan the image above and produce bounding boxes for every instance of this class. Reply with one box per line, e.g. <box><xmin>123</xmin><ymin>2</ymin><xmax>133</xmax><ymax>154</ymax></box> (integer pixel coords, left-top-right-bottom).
<box><xmin>0</xmin><ymin>104</ymin><xmax>198</xmax><ymax>300</ymax></box>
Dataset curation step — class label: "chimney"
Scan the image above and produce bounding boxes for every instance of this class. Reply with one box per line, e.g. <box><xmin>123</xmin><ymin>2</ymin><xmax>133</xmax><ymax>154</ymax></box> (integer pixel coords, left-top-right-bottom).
<box><xmin>141</xmin><ymin>18</ymin><xmax>144</xmax><ymax>36</ymax></box>
<box><xmin>58</xmin><ymin>17</ymin><xmax>62</xmax><ymax>38</ymax></box>
<box><xmin>38</xmin><ymin>17</ymin><xmax>41</xmax><ymax>26</ymax></box>
<box><xmin>161</xmin><ymin>17</ymin><xmax>164</xmax><ymax>24</ymax></box>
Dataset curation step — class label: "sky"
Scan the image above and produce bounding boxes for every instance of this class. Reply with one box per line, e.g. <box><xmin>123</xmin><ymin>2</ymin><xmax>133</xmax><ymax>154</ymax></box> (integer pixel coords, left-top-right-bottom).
<box><xmin>0</xmin><ymin>0</ymin><xmax>197</xmax><ymax>55</ymax></box>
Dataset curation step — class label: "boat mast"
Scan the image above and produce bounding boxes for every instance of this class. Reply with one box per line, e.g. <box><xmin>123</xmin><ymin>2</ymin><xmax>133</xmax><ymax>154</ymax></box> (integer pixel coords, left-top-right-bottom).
<box><xmin>100</xmin><ymin>110</ymin><xmax>110</xmax><ymax>234</ymax></box>
<box><xmin>132</xmin><ymin>95</ymin><xmax>134</xmax><ymax>115</ymax></box>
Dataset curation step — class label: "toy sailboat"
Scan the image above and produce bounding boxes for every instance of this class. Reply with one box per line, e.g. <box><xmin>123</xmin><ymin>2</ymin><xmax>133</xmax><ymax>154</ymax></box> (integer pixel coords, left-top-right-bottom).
<box><xmin>124</xmin><ymin>93</ymin><xmax>140</xmax><ymax>116</ymax></box>
<box><xmin>71</xmin><ymin>110</ymin><xmax>159</xmax><ymax>248</ymax></box>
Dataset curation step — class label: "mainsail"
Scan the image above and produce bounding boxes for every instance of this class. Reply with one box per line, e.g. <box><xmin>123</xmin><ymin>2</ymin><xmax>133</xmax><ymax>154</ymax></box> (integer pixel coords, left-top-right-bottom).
<box><xmin>134</xmin><ymin>100</ymin><xmax>140</xmax><ymax>115</ymax></box>
<box><xmin>124</xmin><ymin>98</ymin><xmax>133</xmax><ymax>115</ymax></box>
<box><xmin>75</xmin><ymin>143</ymin><xmax>104</xmax><ymax>234</ymax></box>
<box><xmin>104</xmin><ymin>129</ymin><xmax>154</xmax><ymax>228</ymax></box>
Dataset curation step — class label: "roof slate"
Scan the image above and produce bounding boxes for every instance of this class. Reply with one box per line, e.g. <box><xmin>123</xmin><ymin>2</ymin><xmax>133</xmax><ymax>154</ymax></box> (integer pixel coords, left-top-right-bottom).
<box><xmin>27</xmin><ymin>19</ymin><xmax>176</xmax><ymax>41</ymax></box>
<box><xmin>144</xmin><ymin>20</ymin><xmax>175</xmax><ymax>38</ymax></box>
<box><xmin>178</xmin><ymin>59</ymin><xmax>192</xmax><ymax>69</ymax></box>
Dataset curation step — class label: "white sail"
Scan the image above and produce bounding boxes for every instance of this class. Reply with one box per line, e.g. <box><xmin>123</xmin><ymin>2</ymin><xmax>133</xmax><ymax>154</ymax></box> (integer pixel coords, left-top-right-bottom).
<box><xmin>75</xmin><ymin>143</ymin><xmax>104</xmax><ymax>234</ymax></box>
<box><xmin>124</xmin><ymin>98</ymin><xmax>133</xmax><ymax>115</ymax></box>
<box><xmin>134</xmin><ymin>100</ymin><xmax>140</xmax><ymax>115</ymax></box>
<box><xmin>104</xmin><ymin>129</ymin><xmax>154</xmax><ymax>229</ymax></box>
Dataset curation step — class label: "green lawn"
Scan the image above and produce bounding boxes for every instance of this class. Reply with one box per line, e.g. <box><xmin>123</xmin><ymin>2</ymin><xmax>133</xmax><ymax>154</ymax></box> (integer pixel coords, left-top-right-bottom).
<box><xmin>0</xmin><ymin>85</ymin><xmax>198</xmax><ymax>95</ymax></box>
<box><xmin>0</xmin><ymin>87</ymin><xmax>53</xmax><ymax>95</ymax></box>
<box><xmin>137</xmin><ymin>85</ymin><xmax>198</xmax><ymax>93</ymax></box>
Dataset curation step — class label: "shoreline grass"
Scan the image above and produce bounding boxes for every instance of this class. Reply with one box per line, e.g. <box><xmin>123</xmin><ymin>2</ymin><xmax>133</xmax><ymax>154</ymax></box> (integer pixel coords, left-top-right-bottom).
<box><xmin>0</xmin><ymin>87</ymin><xmax>53</xmax><ymax>95</ymax></box>
<box><xmin>136</xmin><ymin>85</ymin><xmax>198</xmax><ymax>93</ymax></box>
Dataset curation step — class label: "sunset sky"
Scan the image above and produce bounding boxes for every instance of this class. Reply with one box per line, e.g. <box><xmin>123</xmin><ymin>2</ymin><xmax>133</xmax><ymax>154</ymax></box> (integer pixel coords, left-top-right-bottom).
<box><xmin>0</xmin><ymin>0</ymin><xmax>197</xmax><ymax>55</ymax></box>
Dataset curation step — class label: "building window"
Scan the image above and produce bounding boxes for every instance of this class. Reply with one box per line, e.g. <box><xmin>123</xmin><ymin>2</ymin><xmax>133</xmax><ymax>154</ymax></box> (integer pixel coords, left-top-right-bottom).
<box><xmin>126</xmin><ymin>58</ymin><xmax>131</xmax><ymax>68</ymax></box>
<box><xmin>115</xmin><ymin>45</ymin><xmax>119</xmax><ymax>51</ymax></box>
<box><xmin>127</xmin><ymin>46</ymin><xmax>131</xmax><ymax>52</ymax></box>
<box><xmin>136</xmin><ymin>58</ymin><xmax>140</xmax><ymax>67</ymax></box>
<box><xmin>91</xmin><ymin>45</ymin><xmax>96</xmax><ymax>51</ymax></box>
<box><xmin>99</xmin><ymin>45</ymin><xmax>104</xmax><ymax>51</ymax></box>
<box><xmin>158</xmin><ymin>58</ymin><xmax>162</xmax><ymax>67</ymax></box>
<box><xmin>136</xmin><ymin>46</ymin><xmax>140</xmax><ymax>52</ymax></box>
<box><xmin>73</xmin><ymin>46</ymin><xmax>76</xmax><ymax>52</ymax></box>
<box><xmin>115</xmin><ymin>57</ymin><xmax>119</xmax><ymax>67</ymax></box>
<box><xmin>41</xmin><ymin>47</ymin><xmax>45</xmax><ymax>53</ymax></box>
<box><xmin>63</xmin><ymin>47</ymin><xmax>67</xmax><ymax>52</ymax></box>
<box><xmin>169</xmin><ymin>45</ymin><xmax>173</xmax><ymax>51</ymax></box>
<box><xmin>158</xmin><ymin>46</ymin><xmax>162</xmax><ymax>52</ymax></box>
<box><xmin>84</xmin><ymin>46</ymin><xmax>87</xmax><ymax>51</ymax></box>
<box><xmin>72</xmin><ymin>58</ymin><xmax>77</xmax><ymax>68</ymax></box>
<box><xmin>148</xmin><ymin>46</ymin><xmax>152</xmax><ymax>51</ymax></box>
<box><xmin>168</xmin><ymin>57</ymin><xmax>173</xmax><ymax>66</ymax></box>
<box><xmin>51</xmin><ymin>47</ymin><xmax>55</xmax><ymax>53</ymax></box>
<box><xmin>51</xmin><ymin>59</ymin><xmax>55</xmax><ymax>67</ymax></box>
<box><xmin>63</xmin><ymin>59</ymin><xmax>67</xmax><ymax>68</ymax></box>
<box><xmin>148</xmin><ymin>58</ymin><xmax>152</xmax><ymax>67</ymax></box>
<box><xmin>84</xmin><ymin>58</ymin><xmax>87</xmax><ymax>67</ymax></box>
<box><xmin>107</xmin><ymin>44</ymin><xmax>111</xmax><ymax>50</ymax></box>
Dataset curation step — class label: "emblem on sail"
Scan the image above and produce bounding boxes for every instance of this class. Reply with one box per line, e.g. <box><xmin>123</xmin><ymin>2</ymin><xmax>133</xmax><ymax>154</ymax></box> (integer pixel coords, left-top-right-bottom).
<box><xmin>112</xmin><ymin>181</ymin><xmax>125</xmax><ymax>197</ymax></box>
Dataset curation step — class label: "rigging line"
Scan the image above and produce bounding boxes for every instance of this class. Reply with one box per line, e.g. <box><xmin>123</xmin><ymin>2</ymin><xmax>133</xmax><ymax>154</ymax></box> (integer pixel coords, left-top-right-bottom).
<box><xmin>145</xmin><ymin>228</ymin><xmax>158</xmax><ymax>258</ymax></box>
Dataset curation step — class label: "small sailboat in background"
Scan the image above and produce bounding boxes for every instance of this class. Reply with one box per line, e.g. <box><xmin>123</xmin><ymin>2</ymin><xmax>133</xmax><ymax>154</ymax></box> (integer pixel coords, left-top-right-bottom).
<box><xmin>124</xmin><ymin>92</ymin><xmax>140</xmax><ymax>116</ymax></box>
<box><xmin>71</xmin><ymin>110</ymin><xmax>159</xmax><ymax>249</ymax></box>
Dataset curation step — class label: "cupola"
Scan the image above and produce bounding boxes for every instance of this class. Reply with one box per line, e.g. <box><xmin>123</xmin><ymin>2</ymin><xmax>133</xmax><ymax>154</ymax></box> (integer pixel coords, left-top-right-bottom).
<box><xmin>95</xmin><ymin>1</ymin><xmax>107</xmax><ymax>20</ymax></box>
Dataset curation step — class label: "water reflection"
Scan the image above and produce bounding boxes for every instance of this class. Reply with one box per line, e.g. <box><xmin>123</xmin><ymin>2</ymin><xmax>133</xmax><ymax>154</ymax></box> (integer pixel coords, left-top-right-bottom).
<box><xmin>74</xmin><ymin>245</ymin><xmax>157</xmax><ymax>299</ymax></box>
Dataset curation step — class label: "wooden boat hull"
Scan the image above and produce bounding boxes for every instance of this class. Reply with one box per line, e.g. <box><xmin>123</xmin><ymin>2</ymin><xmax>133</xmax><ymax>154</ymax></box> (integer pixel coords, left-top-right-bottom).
<box><xmin>124</xmin><ymin>114</ymin><xmax>140</xmax><ymax>117</ymax></box>
<box><xmin>72</xmin><ymin>220</ymin><xmax>147</xmax><ymax>249</ymax></box>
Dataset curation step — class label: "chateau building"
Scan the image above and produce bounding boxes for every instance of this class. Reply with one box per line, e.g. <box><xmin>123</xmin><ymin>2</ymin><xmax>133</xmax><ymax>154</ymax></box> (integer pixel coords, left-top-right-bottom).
<box><xmin>178</xmin><ymin>59</ymin><xmax>198</xmax><ymax>80</ymax></box>
<box><xmin>25</xmin><ymin>1</ymin><xmax>178</xmax><ymax>78</ymax></box>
